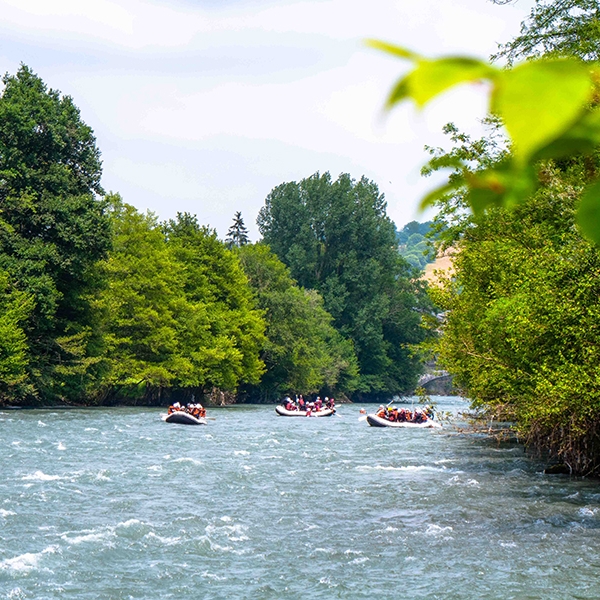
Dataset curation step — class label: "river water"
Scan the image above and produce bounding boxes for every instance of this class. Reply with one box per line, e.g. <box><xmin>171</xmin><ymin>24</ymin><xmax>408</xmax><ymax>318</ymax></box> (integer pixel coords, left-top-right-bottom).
<box><xmin>1</xmin><ymin>396</ymin><xmax>600</xmax><ymax>599</ymax></box>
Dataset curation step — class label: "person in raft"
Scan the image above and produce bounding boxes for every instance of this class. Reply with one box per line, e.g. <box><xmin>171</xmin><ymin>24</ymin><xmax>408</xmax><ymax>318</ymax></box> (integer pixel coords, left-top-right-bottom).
<box><xmin>167</xmin><ymin>402</ymin><xmax>206</xmax><ymax>418</ymax></box>
<box><xmin>375</xmin><ymin>405</ymin><xmax>429</xmax><ymax>423</ymax></box>
<box><xmin>284</xmin><ymin>397</ymin><xmax>298</xmax><ymax>411</ymax></box>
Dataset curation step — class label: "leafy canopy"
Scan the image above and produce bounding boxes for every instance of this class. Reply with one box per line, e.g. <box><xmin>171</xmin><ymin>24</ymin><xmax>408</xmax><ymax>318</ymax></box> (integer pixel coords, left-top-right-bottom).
<box><xmin>0</xmin><ymin>65</ymin><xmax>110</xmax><ymax>403</ymax></box>
<box><xmin>238</xmin><ymin>243</ymin><xmax>359</xmax><ymax>400</ymax></box>
<box><xmin>97</xmin><ymin>200</ymin><xmax>266</xmax><ymax>400</ymax></box>
<box><xmin>258</xmin><ymin>171</ymin><xmax>430</xmax><ymax>399</ymax></box>
<box><xmin>492</xmin><ymin>0</ymin><xmax>600</xmax><ymax>65</ymax></box>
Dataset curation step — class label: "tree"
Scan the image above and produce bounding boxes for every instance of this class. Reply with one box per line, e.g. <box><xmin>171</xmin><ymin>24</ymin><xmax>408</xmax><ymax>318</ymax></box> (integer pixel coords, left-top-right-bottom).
<box><xmin>374</xmin><ymin>7</ymin><xmax>600</xmax><ymax>471</ymax></box>
<box><xmin>238</xmin><ymin>243</ymin><xmax>359</xmax><ymax>401</ymax></box>
<box><xmin>430</xmin><ymin>166</ymin><xmax>600</xmax><ymax>474</ymax></box>
<box><xmin>225</xmin><ymin>211</ymin><xmax>250</xmax><ymax>248</ymax></box>
<box><xmin>0</xmin><ymin>271</ymin><xmax>33</xmax><ymax>402</ymax></box>
<box><xmin>97</xmin><ymin>203</ymin><xmax>266</xmax><ymax>403</ymax></box>
<box><xmin>96</xmin><ymin>197</ymin><xmax>187</xmax><ymax>400</ymax></box>
<box><xmin>164</xmin><ymin>212</ymin><xmax>265</xmax><ymax>393</ymax></box>
<box><xmin>491</xmin><ymin>0</ymin><xmax>600</xmax><ymax>64</ymax></box>
<box><xmin>257</xmin><ymin>172</ymin><xmax>429</xmax><ymax>400</ymax></box>
<box><xmin>0</xmin><ymin>65</ymin><xmax>110</xmax><ymax>403</ymax></box>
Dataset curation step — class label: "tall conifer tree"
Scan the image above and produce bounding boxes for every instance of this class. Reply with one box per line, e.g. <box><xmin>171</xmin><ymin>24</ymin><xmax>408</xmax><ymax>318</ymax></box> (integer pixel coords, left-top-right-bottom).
<box><xmin>225</xmin><ymin>211</ymin><xmax>250</xmax><ymax>248</ymax></box>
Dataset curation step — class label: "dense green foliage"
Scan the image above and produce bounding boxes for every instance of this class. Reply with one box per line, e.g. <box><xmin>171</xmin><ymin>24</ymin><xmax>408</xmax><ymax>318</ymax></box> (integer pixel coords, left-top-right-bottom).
<box><xmin>430</xmin><ymin>153</ymin><xmax>600</xmax><ymax>473</ymax></box>
<box><xmin>238</xmin><ymin>243</ymin><xmax>359</xmax><ymax>401</ymax></box>
<box><xmin>492</xmin><ymin>0</ymin><xmax>600</xmax><ymax>64</ymax></box>
<box><xmin>0</xmin><ymin>270</ymin><xmax>33</xmax><ymax>401</ymax></box>
<box><xmin>0</xmin><ymin>65</ymin><xmax>111</xmax><ymax>403</ymax></box>
<box><xmin>257</xmin><ymin>172</ymin><xmax>429</xmax><ymax>400</ymax></box>
<box><xmin>397</xmin><ymin>220</ymin><xmax>437</xmax><ymax>269</ymax></box>
<box><xmin>372</xmin><ymin>0</ymin><xmax>600</xmax><ymax>472</ymax></box>
<box><xmin>97</xmin><ymin>200</ymin><xmax>265</xmax><ymax>403</ymax></box>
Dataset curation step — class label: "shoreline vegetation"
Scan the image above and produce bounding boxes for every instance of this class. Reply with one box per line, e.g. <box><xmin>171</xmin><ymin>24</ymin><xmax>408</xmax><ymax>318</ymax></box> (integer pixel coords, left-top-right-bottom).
<box><xmin>370</xmin><ymin>0</ymin><xmax>600</xmax><ymax>477</ymax></box>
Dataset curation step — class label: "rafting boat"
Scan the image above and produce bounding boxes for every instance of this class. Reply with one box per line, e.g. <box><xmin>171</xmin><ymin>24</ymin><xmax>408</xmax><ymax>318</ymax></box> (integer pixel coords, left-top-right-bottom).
<box><xmin>162</xmin><ymin>412</ymin><xmax>207</xmax><ymax>425</ymax></box>
<box><xmin>366</xmin><ymin>413</ymin><xmax>441</xmax><ymax>428</ymax></box>
<box><xmin>275</xmin><ymin>405</ymin><xmax>335</xmax><ymax>417</ymax></box>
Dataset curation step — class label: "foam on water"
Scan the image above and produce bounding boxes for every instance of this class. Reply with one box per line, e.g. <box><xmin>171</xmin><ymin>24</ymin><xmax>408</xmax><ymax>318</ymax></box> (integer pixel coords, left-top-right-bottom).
<box><xmin>172</xmin><ymin>457</ymin><xmax>203</xmax><ymax>466</ymax></box>
<box><xmin>202</xmin><ymin>571</ymin><xmax>227</xmax><ymax>581</ymax></box>
<box><xmin>356</xmin><ymin>464</ymin><xmax>448</xmax><ymax>473</ymax></box>
<box><xmin>21</xmin><ymin>471</ymin><xmax>63</xmax><ymax>482</ymax></box>
<box><xmin>145</xmin><ymin>532</ymin><xmax>181</xmax><ymax>546</ymax></box>
<box><xmin>0</xmin><ymin>546</ymin><xmax>58</xmax><ymax>573</ymax></box>
<box><xmin>60</xmin><ymin>530</ymin><xmax>115</xmax><ymax>546</ymax></box>
<box><xmin>421</xmin><ymin>524</ymin><xmax>454</xmax><ymax>537</ymax></box>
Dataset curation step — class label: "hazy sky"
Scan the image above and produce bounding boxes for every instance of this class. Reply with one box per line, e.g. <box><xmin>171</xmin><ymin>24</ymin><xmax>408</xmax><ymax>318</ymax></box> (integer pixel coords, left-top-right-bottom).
<box><xmin>0</xmin><ymin>0</ymin><xmax>533</xmax><ymax>239</ymax></box>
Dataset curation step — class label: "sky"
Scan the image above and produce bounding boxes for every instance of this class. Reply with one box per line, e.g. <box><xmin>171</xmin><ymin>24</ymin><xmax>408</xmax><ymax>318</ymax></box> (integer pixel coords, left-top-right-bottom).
<box><xmin>0</xmin><ymin>0</ymin><xmax>534</xmax><ymax>239</ymax></box>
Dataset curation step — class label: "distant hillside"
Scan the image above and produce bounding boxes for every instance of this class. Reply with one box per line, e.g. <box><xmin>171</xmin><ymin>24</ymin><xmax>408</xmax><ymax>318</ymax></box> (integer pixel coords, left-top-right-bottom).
<box><xmin>422</xmin><ymin>246</ymin><xmax>455</xmax><ymax>286</ymax></box>
<box><xmin>397</xmin><ymin>220</ymin><xmax>437</xmax><ymax>270</ymax></box>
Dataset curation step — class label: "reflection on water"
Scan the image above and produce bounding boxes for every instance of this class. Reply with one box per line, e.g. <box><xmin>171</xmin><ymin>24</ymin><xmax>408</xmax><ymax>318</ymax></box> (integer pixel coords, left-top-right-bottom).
<box><xmin>1</xmin><ymin>397</ymin><xmax>599</xmax><ymax>599</ymax></box>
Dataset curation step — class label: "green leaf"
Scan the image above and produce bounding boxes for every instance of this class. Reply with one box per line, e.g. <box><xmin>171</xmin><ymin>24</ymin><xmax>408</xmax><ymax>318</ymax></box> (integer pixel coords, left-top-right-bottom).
<box><xmin>386</xmin><ymin>57</ymin><xmax>496</xmax><ymax>109</ymax></box>
<box><xmin>492</xmin><ymin>59</ymin><xmax>592</xmax><ymax>162</ymax></box>
<box><xmin>576</xmin><ymin>179</ymin><xmax>600</xmax><ymax>245</ymax></box>
<box><xmin>408</xmin><ymin>58</ymin><xmax>496</xmax><ymax>108</ymax></box>
<box><xmin>419</xmin><ymin>180</ymin><xmax>464</xmax><ymax>211</ymax></box>
<box><xmin>464</xmin><ymin>171</ymin><xmax>507</xmax><ymax>214</ymax></box>
<box><xmin>365</xmin><ymin>40</ymin><xmax>421</xmax><ymax>61</ymax></box>
<box><xmin>464</xmin><ymin>164</ymin><xmax>537</xmax><ymax>214</ymax></box>
<box><xmin>531</xmin><ymin>108</ymin><xmax>600</xmax><ymax>161</ymax></box>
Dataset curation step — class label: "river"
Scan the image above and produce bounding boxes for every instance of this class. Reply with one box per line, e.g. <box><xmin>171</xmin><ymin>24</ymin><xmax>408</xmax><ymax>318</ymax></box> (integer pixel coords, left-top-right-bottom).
<box><xmin>1</xmin><ymin>396</ymin><xmax>599</xmax><ymax>599</ymax></box>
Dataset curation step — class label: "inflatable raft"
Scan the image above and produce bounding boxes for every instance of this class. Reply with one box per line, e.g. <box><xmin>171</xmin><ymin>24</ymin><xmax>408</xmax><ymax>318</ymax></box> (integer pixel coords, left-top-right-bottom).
<box><xmin>366</xmin><ymin>414</ymin><xmax>441</xmax><ymax>428</ymax></box>
<box><xmin>162</xmin><ymin>412</ymin><xmax>207</xmax><ymax>425</ymax></box>
<box><xmin>275</xmin><ymin>405</ymin><xmax>335</xmax><ymax>417</ymax></box>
